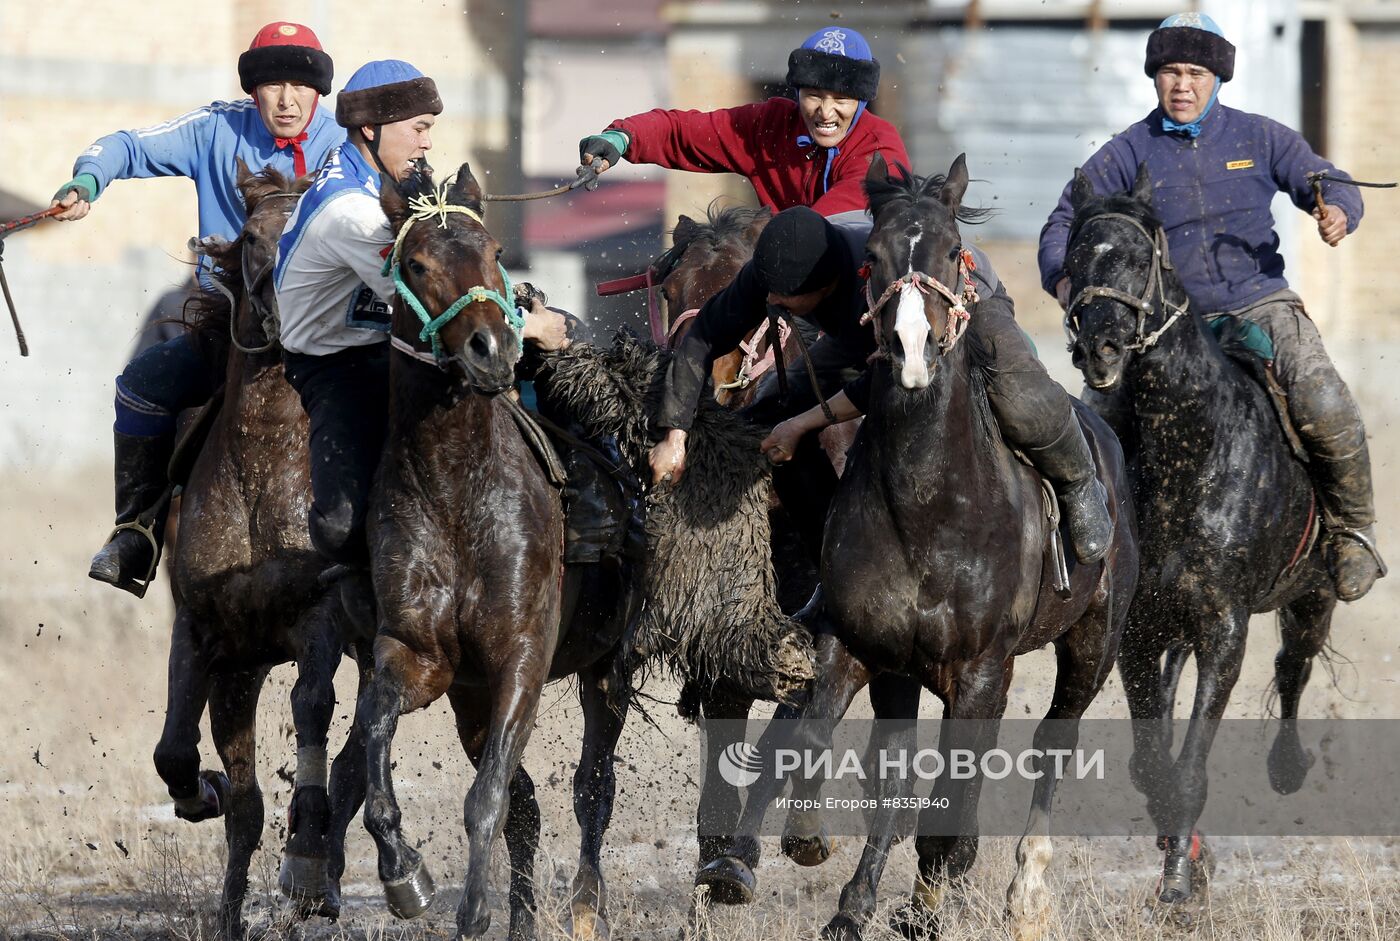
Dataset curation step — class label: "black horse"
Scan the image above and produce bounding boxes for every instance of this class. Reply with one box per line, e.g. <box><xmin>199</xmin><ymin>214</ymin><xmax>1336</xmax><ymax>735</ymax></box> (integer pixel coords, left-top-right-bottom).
<box><xmin>698</xmin><ymin>154</ymin><xmax>1139</xmax><ymax>941</ymax></box>
<box><xmin>1063</xmin><ymin>164</ymin><xmax>1336</xmax><ymax>906</ymax></box>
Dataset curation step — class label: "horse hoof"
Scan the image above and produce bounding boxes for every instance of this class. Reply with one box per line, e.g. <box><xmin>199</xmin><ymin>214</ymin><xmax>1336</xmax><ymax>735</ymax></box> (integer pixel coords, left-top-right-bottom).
<box><xmin>822</xmin><ymin>912</ymin><xmax>863</xmax><ymax>941</ymax></box>
<box><xmin>173</xmin><ymin>770</ymin><xmax>229</xmax><ymax>822</ymax></box>
<box><xmin>570</xmin><ymin>902</ymin><xmax>610</xmax><ymax>941</ymax></box>
<box><xmin>694</xmin><ymin>855</ymin><xmax>756</xmax><ymax>906</ymax></box>
<box><xmin>384</xmin><ymin>860</ymin><xmax>436</xmax><ymax>919</ymax></box>
<box><xmin>279</xmin><ymin>854</ymin><xmax>338</xmax><ymax>918</ymax></box>
<box><xmin>781</xmin><ymin>828</ymin><xmax>835</xmax><ymax>867</ymax></box>
<box><xmin>1268</xmin><ymin>734</ymin><xmax>1315</xmax><ymax>795</ymax></box>
<box><xmin>889</xmin><ymin>903</ymin><xmax>939</xmax><ymax>941</ymax></box>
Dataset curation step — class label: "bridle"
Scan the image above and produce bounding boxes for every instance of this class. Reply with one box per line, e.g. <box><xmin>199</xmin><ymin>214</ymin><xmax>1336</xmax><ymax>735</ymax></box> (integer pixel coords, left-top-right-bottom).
<box><xmin>202</xmin><ymin>190</ymin><xmax>300</xmax><ymax>355</ymax></box>
<box><xmin>1064</xmin><ymin>212</ymin><xmax>1190</xmax><ymax>353</ymax></box>
<box><xmin>385</xmin><ymin>182</ymin><xmax>523</xmax><ymax>364</ymax></box>
<box><xmin>859</xmin><ymin>247</ymin><xmax>980</xmax><ymax>355</ymax></box>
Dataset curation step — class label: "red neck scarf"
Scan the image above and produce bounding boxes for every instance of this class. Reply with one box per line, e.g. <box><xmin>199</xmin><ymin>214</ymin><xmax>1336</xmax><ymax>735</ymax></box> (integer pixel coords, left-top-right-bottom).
<box><xmin>272</xmin><ymin>95</ymin><xmax>318</xmax><ymax>177</ymax></box>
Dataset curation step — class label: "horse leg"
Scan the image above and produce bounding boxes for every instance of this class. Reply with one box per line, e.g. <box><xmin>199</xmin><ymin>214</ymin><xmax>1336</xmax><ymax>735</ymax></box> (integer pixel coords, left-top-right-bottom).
<box><xmin>455</xmin><ymin>646</ymin><xmax>552</xmax><ymax>939</ymax></box>
<box><xmin>898</xmin><ymin>656</ymin><xmax>1012</xmax><ymax>940</ymax></box>
<box><xmin>695</xmin><ymin>688</ymin><xmax>755</xmax><ymax>870</ymax></box>
<box><xmin>696</xmin><ymin>631</ymin><xmax>874</xmax><ymax>906</ymax></box>
<box><xmin>1268</xmin><ymin>590</ymin><xmax>1334</xmax><ymax>794</ymax></box>
<box><xmin>151</xmin><ymin>607</ymin><xmax>225</xmax><ymax>821</ymax></box>
<box><xmin>1157</xmin><ymin>612</ymin><xmax>1247</xmax><ymax>905</ymax></box>
<box><xmin>1117</xmin><ymin>614</ymin><xmax>1176</xmax><ymax>838</ymax></box>
<box><xmin>323</xmin><ymin>640</ymin><xmax>375</xmax><ymax>918</ymax></box>
<box><xmin>279</xmin><ymin>597</ymin><xmax>344</xmax><ymax>916</ymax></box>
<box><xmin>569</xmin><ymin>657</ymin><xmax>630</xmax><ymax>941</ymax></box>
<box><xmin>208</xmin><ymin>668</ymin><xmax>268</xmax><ymax>941</ymax></box>
<box><xmin>1006</xmin><ymin>602</ymin><xmax>1116</xmax><ymax>941</ymax></box>
<box><xmin>824</xmin><ymin>673</ymin><xmax>922</xmax><ymax>941</ymax></box>
<box><xmin>358</xmin><ymin>636</ymin><xmax>452</xmax><ymax>919</ymax></box>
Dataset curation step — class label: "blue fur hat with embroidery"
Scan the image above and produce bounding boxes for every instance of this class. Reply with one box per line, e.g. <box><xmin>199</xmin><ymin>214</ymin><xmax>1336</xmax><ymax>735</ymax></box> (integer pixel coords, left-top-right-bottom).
<box><xmin>787</xmin><ymin>27</ymin><xmax>881</xmax><ymax>101</ymax></box>
<box><xmin>1145</xmin><ymin>12</ymin><xmax>1235</xmax><ymax>82</ymax></box>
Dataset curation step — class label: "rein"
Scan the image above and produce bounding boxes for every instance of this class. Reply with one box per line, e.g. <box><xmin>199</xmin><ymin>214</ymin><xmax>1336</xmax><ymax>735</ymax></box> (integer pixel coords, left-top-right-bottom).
<box><xmin>860</xmin><ymin>248</ymin><xmax>980</xmax><ymax>356</ymax></box>
<box><xmin>198</xmin><ymin>191</ymin><xmax>301</xmax><ymax>356</ymax></box>
<box><xmin>387</xmin><ymin>184</ymin><xmax>523</xmax><ymax>362</ymax></box>
<box><xmin>1064</xmin><ymin>212</ymin><xmax>1189</xmax><ymax>352</ymax></box>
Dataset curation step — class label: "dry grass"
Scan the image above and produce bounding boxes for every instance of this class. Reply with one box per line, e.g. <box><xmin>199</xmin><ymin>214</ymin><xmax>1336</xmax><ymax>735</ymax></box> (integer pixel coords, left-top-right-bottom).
<box><xmin>2</xmin><ymin>327</ymin><xmax>1398</xmax><ymax>938</ymax></box>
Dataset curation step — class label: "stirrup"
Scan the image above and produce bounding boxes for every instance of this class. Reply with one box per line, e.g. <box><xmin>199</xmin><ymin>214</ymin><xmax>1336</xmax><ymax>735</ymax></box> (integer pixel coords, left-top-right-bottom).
<box><xmin>101</xmin><ymin>517</ymin><xmax>162</xmax><ymax>599</ymax></box>
<box><xmin>1330</xmin><ymin>527</ymin><xmax>1388</xmax><ymax>578</ymax></box>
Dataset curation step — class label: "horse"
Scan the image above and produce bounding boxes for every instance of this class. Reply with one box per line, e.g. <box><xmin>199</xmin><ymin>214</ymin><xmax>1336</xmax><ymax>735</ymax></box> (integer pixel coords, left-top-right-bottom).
<box><xmin>697</xmin><ymin>154</ymin><xmax>1139</xmax><ymax>941</ymax></box>
<box><xmin>155</xmin><ymin>163</ymin><xmax>375</xmax><ymax>937</ymax></box>
<box><xmin>1063</xmin><ymin>164</ymin><xmax>1337</xmax><ymax>907</ymax></box>
<box><xmin>350</xmin><ymin>163</ymin><xmax>640</xmax><ymax>941</ymax></box>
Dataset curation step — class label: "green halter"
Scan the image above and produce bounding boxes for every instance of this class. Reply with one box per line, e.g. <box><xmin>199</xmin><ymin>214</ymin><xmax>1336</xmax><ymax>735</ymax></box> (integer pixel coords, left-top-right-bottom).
<box><xmin>385</xmin><ymin>184</ymin><xmax>525</xmax><ymax>362</ymax></box>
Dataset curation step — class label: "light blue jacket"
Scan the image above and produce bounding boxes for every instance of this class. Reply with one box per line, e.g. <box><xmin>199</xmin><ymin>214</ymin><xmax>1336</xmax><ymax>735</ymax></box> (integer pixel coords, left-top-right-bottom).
<box><xmin>72</xmin><ymin>98</ymin><xmax>345</xmax><ymax>242</ymax></box>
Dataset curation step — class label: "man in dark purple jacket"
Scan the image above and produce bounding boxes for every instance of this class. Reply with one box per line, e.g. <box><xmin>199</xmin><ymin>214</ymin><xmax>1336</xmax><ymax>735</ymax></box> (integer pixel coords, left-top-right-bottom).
<box><xmin>1037</xmin><ymin>12</ymin><xmax>1382</xmax><ymax>602</ymax></box>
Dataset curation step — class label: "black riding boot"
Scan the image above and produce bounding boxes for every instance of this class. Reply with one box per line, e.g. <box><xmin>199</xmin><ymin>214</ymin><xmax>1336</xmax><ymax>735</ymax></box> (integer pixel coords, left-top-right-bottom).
<box><xmin>562</xmin><ymin>447</ymin><xmax>624</xmax><ymax>565</ymax></box>
<box><xmin>1311</xmin><ymin>444</ymin><xmax>1386</xmax><ymax>602</ymax></box>
<box><xmin>89</xmin><ymin>430</ymin><xmax>175</xmax><ymax>597</ymax></box>
<box><xmin>1022</xmin><ymin>414</ymin><xmax>1113</xmax><ymax>564</ymax></box>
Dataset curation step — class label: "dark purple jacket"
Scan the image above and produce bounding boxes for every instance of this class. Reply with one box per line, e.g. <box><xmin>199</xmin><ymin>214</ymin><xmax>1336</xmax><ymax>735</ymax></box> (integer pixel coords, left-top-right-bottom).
<box><xmin>1038</xmin><ymin>104</ymin><xmax>1363</xmax><ymax>313</ymax></box>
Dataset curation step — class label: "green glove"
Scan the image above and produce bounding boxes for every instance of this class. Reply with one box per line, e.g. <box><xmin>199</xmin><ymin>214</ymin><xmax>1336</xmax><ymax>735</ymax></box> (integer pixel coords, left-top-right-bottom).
<box><xmin>52</xmin><ymin>173</ymin><xmax>99</xmax><ymax>204</ymax></box>
<box><xmin>578</xmin><ymin>130</ymin><xmax>630</xmax><ymax>168</ymax></box>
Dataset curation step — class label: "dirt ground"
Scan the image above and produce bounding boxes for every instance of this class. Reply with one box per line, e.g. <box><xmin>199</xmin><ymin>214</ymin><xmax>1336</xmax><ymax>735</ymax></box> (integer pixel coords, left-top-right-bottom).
<box><xmin>1</xmin><ymin>331</ymin><xmax>1398</xmax><ymax>940</ymax></box>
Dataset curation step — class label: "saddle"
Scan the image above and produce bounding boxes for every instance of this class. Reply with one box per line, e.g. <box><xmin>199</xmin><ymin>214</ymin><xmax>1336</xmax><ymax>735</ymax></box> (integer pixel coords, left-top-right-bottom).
<box><xmin>1208</xmin><ymin>315</ymin><xmax>1308</xmax><ymax>463</ymax></box>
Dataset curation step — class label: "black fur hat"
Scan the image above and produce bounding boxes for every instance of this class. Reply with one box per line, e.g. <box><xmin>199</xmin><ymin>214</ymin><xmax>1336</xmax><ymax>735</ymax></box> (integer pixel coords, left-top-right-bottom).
<box><xmin>1145</xmin><ymin>17</ymin><xmax>1235</xmax><ymax>82</ymax></box>
<box><xmin>786</xmin><ymin>27</ymin><xmax>881</xmax><ymax>101</ymax></box>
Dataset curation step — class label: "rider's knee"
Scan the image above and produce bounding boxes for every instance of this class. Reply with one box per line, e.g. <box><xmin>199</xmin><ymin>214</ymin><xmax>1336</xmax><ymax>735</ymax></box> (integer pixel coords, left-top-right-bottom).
<box><xmin>1288</xmin><ymin>368</ymin><xmax>1365</xmax><ymax>457</ymax></box>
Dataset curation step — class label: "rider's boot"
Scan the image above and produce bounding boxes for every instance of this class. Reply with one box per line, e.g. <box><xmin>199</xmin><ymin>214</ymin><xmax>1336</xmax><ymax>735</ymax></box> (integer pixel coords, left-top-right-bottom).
<box><xmin>562</xmin><ymin>445</ymin><xmax>624</xmax><ymax>565</ymax></box>
<box><xmin>1311</xmin><ymin>443</ymin><xmax>1385</xmax><ymax>602</ymax></box>
<box><xmin>89</xmin><ymin>429</ymin><xmax>175</xmax><ymax>596</ymax></box>
<box><xmin>1023</xmin><ymin>413</ymin><xmax>1114</xmax><ymax>564</ymax></box>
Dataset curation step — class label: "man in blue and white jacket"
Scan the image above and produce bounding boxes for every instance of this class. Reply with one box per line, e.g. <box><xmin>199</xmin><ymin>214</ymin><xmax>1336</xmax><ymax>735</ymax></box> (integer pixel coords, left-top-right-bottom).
<box><xmin>70</xmin><ymin>22</ymin><xmax>344</xmax><ymax>596</ymax></box>
<box><xmin>276</xmin><ymin>60</ymin><xmax>570</xmax><ymax>568</ymax></box>
<box><xmin>1038</xmin><ymin>13</ymin><xmax>1383</xmax><ymax>602</ymax></box>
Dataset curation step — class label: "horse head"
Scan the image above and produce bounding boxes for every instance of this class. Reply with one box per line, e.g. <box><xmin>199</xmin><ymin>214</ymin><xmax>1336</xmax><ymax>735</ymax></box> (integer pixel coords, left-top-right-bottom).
<box><xmin>863</xmin><ymin>152</ymin><xmax>981</xmax><ymax>390</ymax></box>
<box><xmin>1064</xmin><ymin>162</ymin><xmax>1180</xmax><ymax>391</ymax></box>
<box><xmin>382</xmin><ymin>162</ymin><xmax>520</xmax><ymax>393</ymax></box>
<box><xmin>191</xmin><ymin>159</ymin><xmax>308</xmax><ymax>351</ymax></box>
<box><xmin>658</xmin><ymin>203</ymin><xmax>771</xmax><ymax>335</ymax></box>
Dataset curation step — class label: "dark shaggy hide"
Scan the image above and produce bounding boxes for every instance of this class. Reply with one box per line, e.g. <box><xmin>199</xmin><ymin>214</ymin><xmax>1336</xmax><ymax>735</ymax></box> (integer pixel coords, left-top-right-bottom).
<box><xmin>538</xmin><ymin>333</ymin><xmax>814</xmax><ymax>704</ymax></box>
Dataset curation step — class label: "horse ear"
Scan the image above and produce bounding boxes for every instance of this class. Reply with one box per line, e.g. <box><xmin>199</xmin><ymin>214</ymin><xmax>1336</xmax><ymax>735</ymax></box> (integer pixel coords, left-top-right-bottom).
<box><xmin>747</xmin><ymin>207</ymin><xmax>773</xmax><ymax>242</ymax></box>
<box><xmin>235</xmin><ymin>157</ymin><xmax>255</xmax><ymax>189</ymax></box>
<box><xmin>1070</xmin><ymin>168</ymin><xmax>1097</xmax><ymax>212</ymax></box>
<box><xmin>448</xmin><ymin>162</ymin><xmax>485</xmax><ymax>213</ymax></box>
<box><xmin>381</xmin><ymin>178</ymin><xmax>412</xmax><ymax>231</ymax></box>
<box><xmin>672</xmin><ymin>214</ymin><xmax>700</xmax><ymax>244</ymax></box>
<box><xmin>1131</xmin><ymin>162</ymin><xmax>1154</xmax><ymax>205</ymax></box>
<box><xmin>941</xmin><ymin>153</ymin><xmax>970</xmax><ymax>210</ymax></box>
<box><xmin>866</xmin><ymin>152</ymin><xmax>889</xmax><ymax>185</ymax></box>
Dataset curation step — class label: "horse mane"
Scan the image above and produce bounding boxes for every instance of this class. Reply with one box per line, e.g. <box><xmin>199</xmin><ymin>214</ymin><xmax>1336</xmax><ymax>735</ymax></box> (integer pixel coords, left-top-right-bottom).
<box><xmin>1067</xmin><ymin>191</ymin><xmax>1163</xmax><ymax>244</ymax></box>
<box><xmin>653</xmin><ymin>201</ymin><xmax>771</xmax><ymax>278</ymax></box>
<box><xmin>864</xmin><ymin>162</ymin><xmax>994</xmax><ymax>226</ymax></box>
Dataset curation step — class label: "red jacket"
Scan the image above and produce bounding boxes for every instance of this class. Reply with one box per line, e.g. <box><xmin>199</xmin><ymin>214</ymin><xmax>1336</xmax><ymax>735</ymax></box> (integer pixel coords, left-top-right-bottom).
<box><xmin>612</xmin><ymin>97</ymin><xmax>910</xmax><ymax>217</ymax></box>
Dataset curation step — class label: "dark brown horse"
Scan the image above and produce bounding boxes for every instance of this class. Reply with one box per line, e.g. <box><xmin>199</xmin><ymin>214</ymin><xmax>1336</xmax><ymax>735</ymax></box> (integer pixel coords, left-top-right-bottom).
<box><xmin>699</xmin><ymin>155</ymin><xmax>1140</xmax><ymax>941</ymax></box>
<box><xmin>1064</xmin><ymin>166</ymin><xmax>1338</xmax><ymax>909</ymax></box>
<box><xmin>155</xmin><ymin>164</ymin><xmax>374</xmax><ymax>938</ymax></box>
<box><xmin>351</xmin><ymin>163</ymin><xmax>638</xmax><ymax>941</ymax></box>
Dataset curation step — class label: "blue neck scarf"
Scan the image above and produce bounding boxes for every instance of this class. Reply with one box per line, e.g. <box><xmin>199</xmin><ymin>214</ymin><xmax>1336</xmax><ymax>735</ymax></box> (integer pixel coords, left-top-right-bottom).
<box><xmin>1161</xmin><ymin>78</ymin><xmax>1221</xmax><ymax>139</ymax></box>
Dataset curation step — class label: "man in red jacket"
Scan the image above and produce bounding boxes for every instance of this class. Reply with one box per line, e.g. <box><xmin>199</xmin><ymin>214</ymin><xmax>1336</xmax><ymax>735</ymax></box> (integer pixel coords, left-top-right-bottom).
<box><xmin>578</xmin><ymin>26</ymin><xmax>909</xmax><ymax>220</ymax></box>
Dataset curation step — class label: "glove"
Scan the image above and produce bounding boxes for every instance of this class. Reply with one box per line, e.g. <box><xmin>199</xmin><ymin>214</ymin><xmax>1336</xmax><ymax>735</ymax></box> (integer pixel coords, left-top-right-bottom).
<box><xmin>52</xmin><ymin>173</ymin><xmax>99</xmax><ymax>205</ymax></box>
<box><xmin>577</xmin><ymin>130</ymin><xmax>629</xmax><ymax>170</ymax></box>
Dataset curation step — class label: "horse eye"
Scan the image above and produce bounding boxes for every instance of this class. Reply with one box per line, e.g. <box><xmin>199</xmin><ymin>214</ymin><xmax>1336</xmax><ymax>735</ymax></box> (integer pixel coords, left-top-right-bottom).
<box><xmin>948</xmin><ymin>246</ymin><xmax>961</xmax><ymax>260</ymax></box>
<box><xmin>407</xmin><ymin>258</ymin><xmax>427</xmax><ymax>276</ymax></box>
<box><xmin>495</xmin><ymin>247</ymin><xmax>504</xmax><ymax>260</ymax></box>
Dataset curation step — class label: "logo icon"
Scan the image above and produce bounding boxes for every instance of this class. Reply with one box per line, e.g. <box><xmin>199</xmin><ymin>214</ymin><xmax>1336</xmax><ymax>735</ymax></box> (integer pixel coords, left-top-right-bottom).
<box><xmin>814</xmin><ymin>29</ymin><xmax>848</xmax><ymax>56</ymax></box>
<box><xmin>279</xmin><ymin>24</ymin><xmax>299</xmax><ymax>37</ymax></box>
<box><xmin>717</xmin><ymin>742</ymin><xmax>763</xmax><ymax>787</ymax></box>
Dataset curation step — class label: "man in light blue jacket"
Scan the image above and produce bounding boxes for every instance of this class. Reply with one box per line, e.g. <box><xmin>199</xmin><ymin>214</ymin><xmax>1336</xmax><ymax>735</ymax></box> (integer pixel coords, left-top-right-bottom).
<box><xmin>61</xmin><ymin>22</ymin><xmax>345</xmax><ymax>596</ymax></box>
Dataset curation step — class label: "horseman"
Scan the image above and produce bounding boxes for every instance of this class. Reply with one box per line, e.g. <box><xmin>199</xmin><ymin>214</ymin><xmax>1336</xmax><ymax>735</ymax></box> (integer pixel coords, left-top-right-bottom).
<box><xmin>274</xmin><ymin>60</ymin><xmax>573</xmax><ymax>568</ymax></box>
<box><xmin>577</xmin><ymin>26</ymin><xmax>909</xmax><ymax>222</ymax></box>
<box><xmin>653</xmin><ymin>203</ymin><xmax>1115</xmax><ymax>567</ymax></box>
<box><xmin>1037</xmin><ymin>12</ymin><xmax>1384</xmax><ymax>602</ymax></box>
<box><xmin>71</xmin><ymin>22</ymin><xmax>342</xmax><ymax>595</ymax></box>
